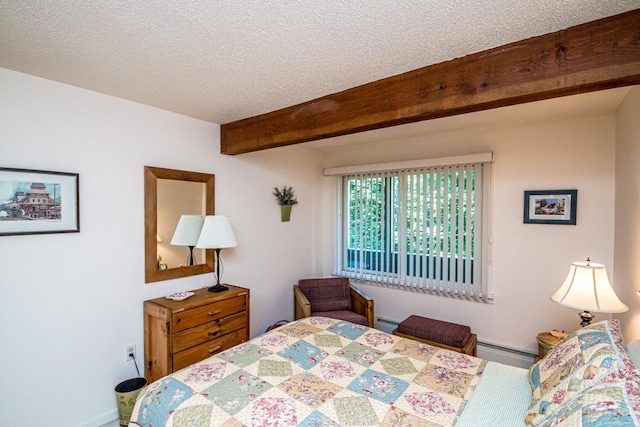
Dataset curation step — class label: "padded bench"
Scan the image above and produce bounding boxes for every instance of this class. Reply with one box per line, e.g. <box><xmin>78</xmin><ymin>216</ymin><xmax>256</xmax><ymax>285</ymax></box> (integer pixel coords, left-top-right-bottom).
<box><xmin>392</xmin><ymin>315</ymin><xmax>477</xmax><ymax>356</ymax></box>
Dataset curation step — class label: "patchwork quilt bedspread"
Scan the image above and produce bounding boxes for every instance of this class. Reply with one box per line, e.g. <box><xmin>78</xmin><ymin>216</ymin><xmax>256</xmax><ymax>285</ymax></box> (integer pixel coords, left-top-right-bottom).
<box><xmin>130</xmin><ymin>317</ymin><xmax>488</xmax><ymax>426</ymax></box>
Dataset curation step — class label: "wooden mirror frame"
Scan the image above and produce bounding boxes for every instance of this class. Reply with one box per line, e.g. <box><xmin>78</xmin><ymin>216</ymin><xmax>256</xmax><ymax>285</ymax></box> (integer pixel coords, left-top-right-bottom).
<box><xmin>144</xmin><ymin>166</ymin><xmax>215</xmax><ymax>283</ymax></box>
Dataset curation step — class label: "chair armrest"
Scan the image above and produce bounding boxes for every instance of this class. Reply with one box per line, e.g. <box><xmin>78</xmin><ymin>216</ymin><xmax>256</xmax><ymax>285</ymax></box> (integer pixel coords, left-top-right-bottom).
<box><xmin>349</xmin><ymin>284</ymin><xmax>375</xmax><ymax>327</ymax></box>
<box><xmin>293</xmin><ymin>285</ymin><xmax>312</xmax><ymax>320</ymax></box>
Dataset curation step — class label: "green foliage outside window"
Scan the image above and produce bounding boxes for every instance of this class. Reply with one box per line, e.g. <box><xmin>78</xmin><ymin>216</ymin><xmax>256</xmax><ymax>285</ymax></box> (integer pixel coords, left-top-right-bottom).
<box><xmin>346</xmin><ymin>170</ymin><xmax>475</xmax><ymax>264</ymax></box>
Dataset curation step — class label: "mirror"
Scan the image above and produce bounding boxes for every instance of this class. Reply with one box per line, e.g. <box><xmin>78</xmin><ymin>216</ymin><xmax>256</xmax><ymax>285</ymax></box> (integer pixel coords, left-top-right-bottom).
<box><xmin>144</xmin><ymin>166</ymin><xmax>215</xmax><ymax>283</ymax></box>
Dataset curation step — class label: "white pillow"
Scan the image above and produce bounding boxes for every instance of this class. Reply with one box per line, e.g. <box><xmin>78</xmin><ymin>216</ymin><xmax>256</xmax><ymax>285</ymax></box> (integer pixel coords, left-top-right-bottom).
<box><xmin>627</xmin><ymin>339</ymin><xmax>640</xmax><ymax>367</ymax></box>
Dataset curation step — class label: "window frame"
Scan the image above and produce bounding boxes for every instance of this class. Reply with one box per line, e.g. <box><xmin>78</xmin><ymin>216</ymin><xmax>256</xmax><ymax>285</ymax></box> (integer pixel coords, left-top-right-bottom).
<box><xmin>329</xmin><ymin>153</ymin><xmax>493</xmax><ymax>302</ymax></box>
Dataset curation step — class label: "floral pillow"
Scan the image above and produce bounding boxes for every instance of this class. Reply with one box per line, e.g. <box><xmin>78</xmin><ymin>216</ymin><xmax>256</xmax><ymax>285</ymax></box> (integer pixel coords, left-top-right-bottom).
<box><xmin>536</xmin><ymin>373</ymin><xmax>640</xmax><ymax>427</ymax></box>
<box><xmin>526</xmin><ymin>319</ymin><xmax>636</xmax><ymax>426</ymax></box>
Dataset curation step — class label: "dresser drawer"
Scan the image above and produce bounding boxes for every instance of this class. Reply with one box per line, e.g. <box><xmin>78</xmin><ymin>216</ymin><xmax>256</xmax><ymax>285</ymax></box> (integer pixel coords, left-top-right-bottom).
<box><xmin>172</xmin><ymin>311</ymin><xmax>247</xmax><ymax>353</ymax></box>
<box><xmin>173</xmin><ymin>328</ymin><xmax>247</xmax><ymax>371</ymax></box>
<box><xmin>173</xmin><ymin>295</ymin><xmax>247</xmax><ymax>333</ymax></box>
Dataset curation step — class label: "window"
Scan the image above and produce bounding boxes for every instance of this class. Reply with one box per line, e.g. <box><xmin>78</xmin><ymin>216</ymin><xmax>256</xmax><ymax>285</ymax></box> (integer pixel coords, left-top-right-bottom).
<box><xmin>329</xmin><ymin>154</ymin><xmax>492</xmax><ymax>302</ymax></box>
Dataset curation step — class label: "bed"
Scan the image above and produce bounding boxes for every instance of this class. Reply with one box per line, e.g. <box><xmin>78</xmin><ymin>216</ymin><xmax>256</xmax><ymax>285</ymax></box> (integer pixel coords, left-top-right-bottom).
<box><xmin>130</xmin><ymin>317</ymin><xmax>639</xmax><ymax>426</ymax></box>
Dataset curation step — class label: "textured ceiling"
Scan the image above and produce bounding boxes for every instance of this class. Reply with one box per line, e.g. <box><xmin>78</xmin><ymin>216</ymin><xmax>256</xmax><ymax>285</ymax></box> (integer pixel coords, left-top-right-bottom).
<box><xmin>1</xmin><ymin>1</ymin><xmax>639</xmax><ymax>125</ymax></box>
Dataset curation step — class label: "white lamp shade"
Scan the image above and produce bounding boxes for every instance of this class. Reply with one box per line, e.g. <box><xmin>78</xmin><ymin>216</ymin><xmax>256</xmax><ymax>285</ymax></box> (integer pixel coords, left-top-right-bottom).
<box><xmin>170</xmin><ymin>215</ymin><xmax>204</xmax><ymax>246</ymax></box>
<box><xmin>550</xmin><ymin>260</ymin><xmax>628</xmax><ymax>313</ymax></box>
<box><xmin>196</xmin><ymin>215</ymin><xmax>238</xmax><ymax>249</ymax></box>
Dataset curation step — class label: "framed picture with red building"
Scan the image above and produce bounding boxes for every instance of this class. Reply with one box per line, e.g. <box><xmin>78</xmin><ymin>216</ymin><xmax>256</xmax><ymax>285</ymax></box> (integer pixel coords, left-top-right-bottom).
<box><xmin>0</xmin><ymin>167</ymin><xmax>79</xmax><ymax>236</ymax></box>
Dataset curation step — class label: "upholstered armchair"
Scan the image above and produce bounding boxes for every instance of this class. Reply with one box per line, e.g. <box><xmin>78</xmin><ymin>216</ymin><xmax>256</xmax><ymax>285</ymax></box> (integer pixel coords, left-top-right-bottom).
<box><xmin>294</xmin><ymin>277</ymin><xmax>374</xmax><ymax>327</ymax></box>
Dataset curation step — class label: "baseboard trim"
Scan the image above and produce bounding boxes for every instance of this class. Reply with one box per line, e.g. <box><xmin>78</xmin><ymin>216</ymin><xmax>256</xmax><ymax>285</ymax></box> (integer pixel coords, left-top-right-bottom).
<box><xmin>79</xmin><ymin>409</ymin><xmax>118</xmax><ymax>427</ymax></box>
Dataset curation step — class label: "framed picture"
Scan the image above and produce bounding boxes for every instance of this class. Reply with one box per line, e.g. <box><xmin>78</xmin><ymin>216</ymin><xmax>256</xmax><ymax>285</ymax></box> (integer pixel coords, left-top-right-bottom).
<box><xmin>0</xmin><ymin>167</ymin><xmax>80</xmax><ymax>236</ymax></box>
<box><xmin>524</xmin><ymin>189</ymin><xmax>577</xmax><ymax>225</ymax></box>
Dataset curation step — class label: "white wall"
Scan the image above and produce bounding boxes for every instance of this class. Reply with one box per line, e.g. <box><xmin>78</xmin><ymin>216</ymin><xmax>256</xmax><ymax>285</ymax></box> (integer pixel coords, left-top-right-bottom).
<box><xmin>320</xmin><ymin>110</ymin><xmax>617</xmax><ymax>354</ymax></box>
<box><xmin>614</xmin><ymin>86</ymin><xmax>640</xmax><ymax>340</ymax></box>
<box><xmin>0</xmin><ymin>68</ymin><xmax>325</xmax><ymax>427</ymax></box>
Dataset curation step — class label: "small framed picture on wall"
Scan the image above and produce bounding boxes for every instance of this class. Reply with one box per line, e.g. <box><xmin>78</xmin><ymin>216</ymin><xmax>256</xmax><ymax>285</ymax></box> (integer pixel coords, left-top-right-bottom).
<box><xmin>0</xmin><ymin>167</ymin><xmax>80</xmax><ymax>236</ymax></box>
<box><xmin>524</xmin><ymin>189</ymin><xmax>577</xmax><ymax>225</ymax></box>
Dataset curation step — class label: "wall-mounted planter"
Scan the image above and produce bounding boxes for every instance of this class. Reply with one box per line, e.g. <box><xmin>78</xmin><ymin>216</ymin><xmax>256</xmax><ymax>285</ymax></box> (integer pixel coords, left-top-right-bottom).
<box><xmin>281</xmin><ymin>205</ymin><xmax>292</xmax><ymax>222</ymax></box>
<box><xmin>273</xmin><ymin>186</ymin><xmax>298</xmax><ymax>222</ymax></box>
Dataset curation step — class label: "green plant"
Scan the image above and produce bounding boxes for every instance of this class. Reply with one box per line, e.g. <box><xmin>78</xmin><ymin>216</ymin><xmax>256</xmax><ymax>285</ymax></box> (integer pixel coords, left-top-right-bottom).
<box><xmin>273</xmin><ymin>186</ymin><xmax>299</xmax><ymax>205</ymax></box>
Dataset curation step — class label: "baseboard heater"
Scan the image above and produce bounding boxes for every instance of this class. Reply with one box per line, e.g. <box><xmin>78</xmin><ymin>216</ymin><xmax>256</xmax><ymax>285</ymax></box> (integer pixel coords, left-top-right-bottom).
<box><xmin>375</xmin><ymin>316</ymin><xmax>402</xmax><ymax>333</ymax></box>
<box><xmin>375</xmin><ymin>316</ymin><xmax>536</xmax><ymax>369</ymax></box>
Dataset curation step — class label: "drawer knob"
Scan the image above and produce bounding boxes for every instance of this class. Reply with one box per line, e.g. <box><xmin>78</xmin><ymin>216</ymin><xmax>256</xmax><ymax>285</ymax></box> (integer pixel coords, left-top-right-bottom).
<box><xmin>208</xmin><ymin>327</ymin><xmax>222</xmax><ymax>336</ymax></box>
<box><xmin>208</xmin><ymin>345</ymin><xmax>222</xmax><ymax>354</ymax></box>
<box><xmin>207</xmin><ymin>310</ymin><xmax>222</xmax><ymax>316</ymax></box>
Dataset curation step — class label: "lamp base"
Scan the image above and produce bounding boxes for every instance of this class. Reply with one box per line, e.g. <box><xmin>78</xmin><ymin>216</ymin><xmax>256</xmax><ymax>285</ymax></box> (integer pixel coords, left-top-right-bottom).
<box><xmin>579</xmin><ymin>310</ymin><xmax>595</xmax><ymax>327</ymax></box>
<box><xmin>208</xmin><ymin>284</ymin><xmax>229</xmax><ymax>293</ymax></box>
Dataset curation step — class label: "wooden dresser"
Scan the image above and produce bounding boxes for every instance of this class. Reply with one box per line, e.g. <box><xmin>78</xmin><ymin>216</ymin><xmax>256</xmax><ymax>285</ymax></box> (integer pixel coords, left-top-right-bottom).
<box><xmin>144</xmin><ymin>284</ymin><xmax>250</xmax><ymax>383</ymax></box>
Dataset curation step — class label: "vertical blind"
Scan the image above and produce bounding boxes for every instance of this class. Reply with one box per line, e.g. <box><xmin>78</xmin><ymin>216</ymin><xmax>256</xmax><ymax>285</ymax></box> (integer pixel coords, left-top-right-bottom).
<box><xmin>334</xmin><ymin>158</ymin><xmax>491</xmax><ymax>302</ymax></box>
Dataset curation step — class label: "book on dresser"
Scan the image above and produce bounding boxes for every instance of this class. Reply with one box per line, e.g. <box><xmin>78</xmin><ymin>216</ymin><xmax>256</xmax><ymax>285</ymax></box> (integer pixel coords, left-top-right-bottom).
<box><xmin>143</xmin><ymin>284</ymin><xmax>250</xmax><ymax>383</ymax></box>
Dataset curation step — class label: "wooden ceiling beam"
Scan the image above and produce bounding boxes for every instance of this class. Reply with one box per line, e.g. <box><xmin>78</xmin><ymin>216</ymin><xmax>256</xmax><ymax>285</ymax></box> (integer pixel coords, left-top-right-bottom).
<box><xmin>221</xmin><ymin>9</ymin><xmax>640</xmax><ymax>155</ymax></box>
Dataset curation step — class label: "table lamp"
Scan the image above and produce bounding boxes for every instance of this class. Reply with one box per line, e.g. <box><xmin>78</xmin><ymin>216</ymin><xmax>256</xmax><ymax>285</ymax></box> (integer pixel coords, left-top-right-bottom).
<box><xmin>196</xmin><ymin>215</ymin><xmax>238</xmax><ymax>292</ymax></box>
<box><xmin>170</xmin><ymin>215</ymin><xmax>204</xmax><ymax>265</ymax></box>
<box><xmin>550</xmin><ymin>258</ymin><xmax>628</xmax><ymax>327</ymax></box>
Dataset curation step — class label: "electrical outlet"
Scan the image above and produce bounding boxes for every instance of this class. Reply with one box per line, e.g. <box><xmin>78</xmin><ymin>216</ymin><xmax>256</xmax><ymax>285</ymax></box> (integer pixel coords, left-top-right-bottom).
<box><xmin>125</xmin><ymin>344</ymin><xmax>136</xmax><ymax>362</ymax></box>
